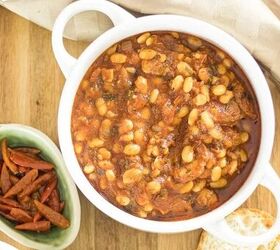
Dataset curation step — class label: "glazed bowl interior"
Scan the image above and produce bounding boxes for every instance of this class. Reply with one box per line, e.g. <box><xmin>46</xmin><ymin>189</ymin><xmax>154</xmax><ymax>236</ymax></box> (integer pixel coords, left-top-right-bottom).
<box><xmin>58</xmin><ymin>14</ymin><xmax>274</xmax><ymax>233</ymax></box>
<box><xmin>0</xmin><ymin>124</ymin><xmax>80</xmax><ymax>249</ymax></box>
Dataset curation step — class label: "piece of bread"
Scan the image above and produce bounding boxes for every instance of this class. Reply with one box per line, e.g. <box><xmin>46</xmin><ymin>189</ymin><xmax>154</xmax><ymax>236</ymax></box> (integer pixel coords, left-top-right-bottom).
<box><xmin>197</xmin><ymin>208</ymin><xmax>280</xmax><ymax>250</ymax></box>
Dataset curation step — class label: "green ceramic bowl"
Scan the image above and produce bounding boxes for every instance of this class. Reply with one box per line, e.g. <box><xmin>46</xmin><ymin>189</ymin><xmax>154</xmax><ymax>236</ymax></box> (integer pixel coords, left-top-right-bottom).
<box><xmin>0</xmin><ymin>124</ymin><xmax>81</xmax><ymax>250</ymax></box>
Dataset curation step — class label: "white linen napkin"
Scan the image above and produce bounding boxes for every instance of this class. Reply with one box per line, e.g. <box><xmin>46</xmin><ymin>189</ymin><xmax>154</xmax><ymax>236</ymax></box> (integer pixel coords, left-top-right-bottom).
<box><xmin>0</xmin><ymin>0</ymin><xmax>279</xmax><ymax>82</ymax></box>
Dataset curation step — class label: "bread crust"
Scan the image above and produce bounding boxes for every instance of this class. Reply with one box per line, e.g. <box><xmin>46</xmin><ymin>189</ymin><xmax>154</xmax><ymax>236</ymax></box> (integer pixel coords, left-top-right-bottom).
<box><xmin>197</xmin><ymin>208</ymin><xmax>279</xmax><ymax>250</ymax></box>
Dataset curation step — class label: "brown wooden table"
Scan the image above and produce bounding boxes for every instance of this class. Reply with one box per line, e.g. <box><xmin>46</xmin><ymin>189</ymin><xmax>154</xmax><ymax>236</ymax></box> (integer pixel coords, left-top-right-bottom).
<box><xmin>0</xmin><ymin>6</ymin><xmax>279</xmax><ymax>250</ymax></box>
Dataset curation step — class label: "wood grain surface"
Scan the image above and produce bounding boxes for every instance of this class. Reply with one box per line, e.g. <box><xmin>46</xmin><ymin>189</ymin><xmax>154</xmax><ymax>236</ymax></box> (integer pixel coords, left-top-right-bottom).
<box><xmin>0</xmin><ymin>6</ymin><xmax>279</xmax><ymax>250</ymax></box>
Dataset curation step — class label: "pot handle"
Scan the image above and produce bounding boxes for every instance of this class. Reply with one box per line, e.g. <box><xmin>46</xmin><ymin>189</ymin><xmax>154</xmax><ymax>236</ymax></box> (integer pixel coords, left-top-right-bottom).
<box><xmin>52</xmin><ymin>0</ymin><xmax>135</xmax><ymax>78</ymax></box>
<box><xmin>203</xmin><ymin>164</ymin><xmax>280</xmax><ymax>246</ymax></box>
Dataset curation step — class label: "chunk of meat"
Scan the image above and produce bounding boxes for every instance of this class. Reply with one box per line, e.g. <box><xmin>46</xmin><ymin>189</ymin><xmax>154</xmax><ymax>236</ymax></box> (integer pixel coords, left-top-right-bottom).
<box><xmin>199</xmin><ymin>169</ymin><xmax>211</xmax><ymax>179</ymax></box>
<box><xmin>131</xmin><ymin>182</ymin><xmax>149</xmax><ymax>206</ymax></box>
<box><xmin>191</xmin><ymin>79</ymin><xmax>204</xmax><ymax>95</ymax></box>
<box><xmin>117</xmin><ymin>156</ymin><xmax>143</xmax><ymax>178</ymax></box>
<box><xmin>153</xmin><ymin>195</ymin><xmax>192</xmax><ymax>215</ymax></box>
<box><xmin>90</xmin><ymin>68</ymin><xmax>101</xmax><ymax>82</ymax></box>
<box><xmin>127</xmin><ymin>94</ymin><xmax>148</xmax><ymax>112</ymax></box>
<box><xmin>161</xmin><ymin>99</ymin><xmax>175</xmax><ymax>124</ymax></box>
<box><xmin>193</xmin><ymin>54</ymin><xmax>208</xmax><ymax>71</ymax></box>
<box><xmin>173</xmin><ymin>93</ymin><xmax>190</xmax><ymax>107</ymax></box>
<box><xmin>234</xmin><ymin>83</ymin><xmax>256</xmax><ymax>119</ymax></box>
<box><xmin>196</xmin><ymin>188</ymin><xmax>218</xmax><ymax>208</ymax></box>
<box><xmin>205</xmin><ymin>101</ymin><xmax>242</xmax><ymax>125</ymax></box>
<box><xmin>157</xmin><ymin>94</ymin><xmax>176</xmax><ymax>125</ymax></box>
<box><xmin>222</xmin><ymin>127</ymin><xmax>243</xmax><ymax>148</ymax></box>
<box><xmin>117</xmin><ymin>67</ymin><xmax>132</xmax><ymax>90</ymax></box>
<box><xmin>160</xmin><ymin>34</ymin><xmax>178</xmax><ymax>51</ymax></box>
<box><xmin>141</xmin><ymin>57</ymin><xmax>173</xmax><ymax>76</ymax></box>
<box><xmin>160</xmin><ymin>133</ymin><xmax>175</xmax><ymax>148</ymax></box>
<box><xmin>142</xmin><ymin>58</ymin><xmax>165</xmax><ymax>76</ymax></box>
<box><xmin>195</xmin><ymin>143</ymin><xmax>216</xmax><ymax>168</ymax></box>
<box><xmin>174</xmin><ymin>160</ymin><xmax>205</xmax><ymax>183</ymax></box>
<box><xmin>120</xmin><ymin>40</ymin><xmax>133</xmax><ymax>53</ymax></box>
<box><xmin>127</xmin><ymin>52</ymin><xmax>140</xmax><ymax>65</ymax></box>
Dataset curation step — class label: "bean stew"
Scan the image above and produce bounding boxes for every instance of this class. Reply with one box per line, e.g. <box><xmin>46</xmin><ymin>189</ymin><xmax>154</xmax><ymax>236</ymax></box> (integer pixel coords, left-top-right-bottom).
<box><xmin>71</xmin><ymin>31</ymin><xmax>260</xmax><ymax>221</ymax></box>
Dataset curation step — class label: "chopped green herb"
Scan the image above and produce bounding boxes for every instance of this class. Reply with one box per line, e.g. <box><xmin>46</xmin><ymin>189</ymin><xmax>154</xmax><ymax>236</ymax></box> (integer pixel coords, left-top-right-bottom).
<box><xmin>102</xmin><ymin>93</ymin><xmax>116</xmax><ymax>101</ymax></box>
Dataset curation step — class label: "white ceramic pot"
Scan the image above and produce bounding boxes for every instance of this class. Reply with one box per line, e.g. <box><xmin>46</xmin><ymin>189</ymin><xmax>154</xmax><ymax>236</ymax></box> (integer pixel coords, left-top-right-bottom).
<box><xmin>52</xmin><ymin>0</ymin><xmax>280</xmax><ymax>246</ymax></box>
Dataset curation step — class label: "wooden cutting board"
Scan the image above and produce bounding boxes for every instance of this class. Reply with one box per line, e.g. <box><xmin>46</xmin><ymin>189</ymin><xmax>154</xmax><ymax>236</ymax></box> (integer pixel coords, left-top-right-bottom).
<box><xmin>0</xmin><ymin>6</ymin><xmax>279</xmax><ymax>250</ymax></box>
